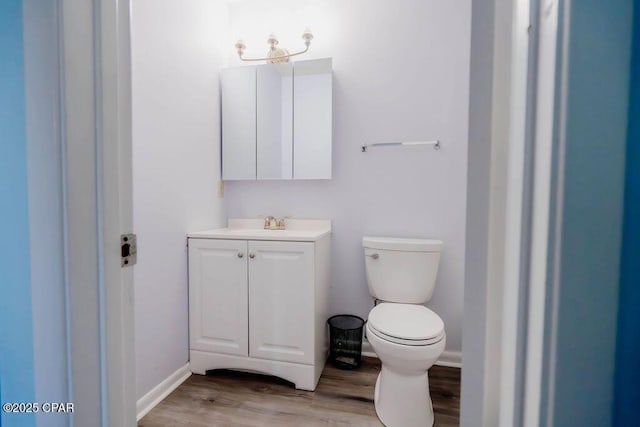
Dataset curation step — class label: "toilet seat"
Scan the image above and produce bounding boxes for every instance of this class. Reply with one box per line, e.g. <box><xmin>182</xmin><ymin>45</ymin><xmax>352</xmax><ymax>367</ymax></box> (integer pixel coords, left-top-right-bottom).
<box><xmin>368</xmin><ymin>303</ymin><xmax>445</xmax><ymax>346</ymax></box>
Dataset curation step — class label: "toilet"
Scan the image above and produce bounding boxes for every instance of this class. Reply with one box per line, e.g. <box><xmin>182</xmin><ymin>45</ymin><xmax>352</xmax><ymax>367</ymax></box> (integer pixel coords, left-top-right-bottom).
<box><xmin>363</xmin><ymin>237</ymin><xmax>445</xmax><ymax>427</ymax></box>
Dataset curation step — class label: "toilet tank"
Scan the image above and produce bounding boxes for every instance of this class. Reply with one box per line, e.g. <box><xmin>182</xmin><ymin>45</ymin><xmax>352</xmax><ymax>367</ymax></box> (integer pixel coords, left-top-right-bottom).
<box><xmin>363</xmin><ymin>237</ymin><xmax>443</xmax><ymax>304</ymax></box>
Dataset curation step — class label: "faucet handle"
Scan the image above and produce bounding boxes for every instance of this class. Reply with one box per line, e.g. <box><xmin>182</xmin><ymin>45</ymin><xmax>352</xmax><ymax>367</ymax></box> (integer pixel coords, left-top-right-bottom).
<box><xmin>264</xmin><ymin>215</ymin><xmax>276</xmax><ymax>229</ymax></box>
<box><xmin>276</xmin><ymin>216</ymin><xmax>292</xmax><ymax>230</ymax></box>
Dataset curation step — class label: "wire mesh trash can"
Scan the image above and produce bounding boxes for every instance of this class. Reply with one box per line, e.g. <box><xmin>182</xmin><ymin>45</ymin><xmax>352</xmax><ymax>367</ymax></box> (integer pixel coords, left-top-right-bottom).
<box><xmin>327</xmin><ymin>314</ymin><xmax>366</xmax><ymax>369</ymax></box>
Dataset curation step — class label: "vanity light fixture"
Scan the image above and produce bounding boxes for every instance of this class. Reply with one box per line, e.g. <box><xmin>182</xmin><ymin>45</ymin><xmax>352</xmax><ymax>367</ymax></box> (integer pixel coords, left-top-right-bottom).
<box><xmin>234</xmin><ymin>29</ymin><xmax>314</xmax><ymax>63</ymax></box>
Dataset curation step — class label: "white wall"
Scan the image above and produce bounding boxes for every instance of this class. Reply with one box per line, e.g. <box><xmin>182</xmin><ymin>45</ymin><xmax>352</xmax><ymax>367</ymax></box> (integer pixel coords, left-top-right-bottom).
<box><xmin>224</xmin><ymin>0</ymin><xmax>471</xmax><ymax>355</ymax></box>
<box><xmin>132</xmin><ymin>0</ymin><xmax>227</xmax><ymax>399</ymax></box>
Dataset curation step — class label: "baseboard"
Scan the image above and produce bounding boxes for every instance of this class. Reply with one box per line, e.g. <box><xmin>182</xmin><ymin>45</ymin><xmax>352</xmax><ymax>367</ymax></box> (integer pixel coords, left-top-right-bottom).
<box><xmin>136</xmin><ymin>363</ymin><xmax>191</xmax><ymax>421</ymax></box>
<box><xmin>361</xmin><ymin>339</ymin><xmax>378</xmax><ymax>358</ymax></box>
<box><xmin>361</xmin><ymin>339</ymin><xmax>462</xmax><ymax>369</ymax></box>
<box><xmin>436</xmin><ymin>350</ymin><xmax>462</xmax><ymax>368</ymax></box>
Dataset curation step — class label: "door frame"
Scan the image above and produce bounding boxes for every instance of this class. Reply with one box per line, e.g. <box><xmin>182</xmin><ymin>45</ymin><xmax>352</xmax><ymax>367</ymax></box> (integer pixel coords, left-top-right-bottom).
<box><xmin>98</xmin><ymin>0</ymin><xmax>136</xmax><ymax>425</ymax></box>
<box><xmin>461</xmin><ymin>0</ymin><xmax>565</xmax><ymax>425</ymax></box>
<box><xmin>61</xmin><ymin>0</ymin><xmax>135</xmax><ymax>425</ymax></box>
<box><xmin>461</xmin><ymin>0</ymin><xmax>538</xmax><ymax>424</ymax></box>
<box><xmin>466</xmin><ymin>0</ymin><xmax>634</xmax><ymax>426</ymax></box>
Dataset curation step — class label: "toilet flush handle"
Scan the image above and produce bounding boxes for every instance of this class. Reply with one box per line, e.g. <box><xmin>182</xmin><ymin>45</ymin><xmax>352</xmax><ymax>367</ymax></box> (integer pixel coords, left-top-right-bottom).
<box><xmin>366</xmin><ymin>253</ymin><xmax>379</xmax><ymax>260</ymax></box>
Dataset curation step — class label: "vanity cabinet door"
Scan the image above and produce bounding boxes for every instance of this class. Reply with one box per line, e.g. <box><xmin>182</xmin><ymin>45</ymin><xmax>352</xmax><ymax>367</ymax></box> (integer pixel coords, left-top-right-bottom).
<box><xmin>221</xmin><ymin>66</ymin><xmax>256</xmax><ymax>180</ymax></box>
<box><xmin>188</xmin><ymin>238</ymin><xmax>249</xmax><ymax>356</ymax></box>
<box><xmin>248</xmin><ymin>240</ymin><xmax>315</xmax><ymax>364</ymax></box>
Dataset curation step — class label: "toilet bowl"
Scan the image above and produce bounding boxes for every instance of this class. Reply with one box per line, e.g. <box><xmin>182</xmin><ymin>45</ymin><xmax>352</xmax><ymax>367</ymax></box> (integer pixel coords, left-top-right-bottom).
<box><xmin>362</xmin><ymin>237</ymin><xmax>445</xmax><ymax>427</ymax></box>
<box><xmin>366</xmin><ymin>303</ymin><xmax>445</xmax><ymax>427</ymax></box>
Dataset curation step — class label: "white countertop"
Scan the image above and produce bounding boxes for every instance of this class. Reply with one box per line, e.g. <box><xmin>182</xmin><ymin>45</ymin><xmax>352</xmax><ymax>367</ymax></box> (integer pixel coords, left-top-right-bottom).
<box><xmin>188</xmin><ymin>218</ymin><xmax>331</xmax><ymax>242</ymax></box>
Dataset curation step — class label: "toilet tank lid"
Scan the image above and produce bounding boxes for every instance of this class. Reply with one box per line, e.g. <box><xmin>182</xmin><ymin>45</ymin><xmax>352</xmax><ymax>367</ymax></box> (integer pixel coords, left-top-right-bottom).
<box><xmin>362</xmin><ymin>237</ymin><xmax>443</xmax><ymax>252</ymax></box>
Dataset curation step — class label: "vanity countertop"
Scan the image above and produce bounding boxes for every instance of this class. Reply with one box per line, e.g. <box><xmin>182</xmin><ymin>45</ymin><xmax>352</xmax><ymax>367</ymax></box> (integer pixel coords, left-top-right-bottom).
<box><xmin>188</xmin><ymin>218</ymin><xmax>331</xmax><ymax>242</ymax></box>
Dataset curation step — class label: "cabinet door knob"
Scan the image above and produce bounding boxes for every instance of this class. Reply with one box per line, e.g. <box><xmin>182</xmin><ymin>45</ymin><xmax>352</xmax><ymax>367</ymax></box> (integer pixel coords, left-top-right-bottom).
<box><xmin>249</xmin><ymin>253</ymin><xmax>255</xmax><ymax>259</ymax></box>
<box><xmin>237</xmin><ymin>252</ymin><xmax>244</xmax><ymax>258</ymax></box>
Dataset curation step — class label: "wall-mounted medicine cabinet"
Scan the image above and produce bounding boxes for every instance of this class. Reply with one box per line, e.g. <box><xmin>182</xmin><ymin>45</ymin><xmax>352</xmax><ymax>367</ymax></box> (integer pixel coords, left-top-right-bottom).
<box><xmin>221</xmin><ymin>58</ymin><xmax>332</xmax><ymax>181</ymax></box>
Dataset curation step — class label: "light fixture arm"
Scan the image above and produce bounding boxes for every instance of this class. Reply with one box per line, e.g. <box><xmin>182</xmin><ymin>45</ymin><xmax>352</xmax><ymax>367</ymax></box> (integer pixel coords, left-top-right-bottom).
<box><xmin>235</xmin><ymin>29</ymin><xmax>314</xmax><ymax>63</ymax></box>
<box><xmin>236</xmin><ymin>44</ymin><xmax>310</xmax><ymax>62</ymax></box>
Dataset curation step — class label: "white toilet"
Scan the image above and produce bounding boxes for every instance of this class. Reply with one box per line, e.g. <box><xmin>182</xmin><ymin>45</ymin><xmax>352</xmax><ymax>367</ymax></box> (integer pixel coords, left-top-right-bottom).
<box><xmin>363</xmin><ymin>237</ymin><xmax>445</xmax><ymax>427</ymax></box>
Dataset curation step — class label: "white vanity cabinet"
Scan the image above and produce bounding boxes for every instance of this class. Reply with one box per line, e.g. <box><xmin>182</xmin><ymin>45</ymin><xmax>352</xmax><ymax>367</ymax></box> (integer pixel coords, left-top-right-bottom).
<box><xmin>188</xmin><ymin>219</ymin><xmax>331</xmax><ymax>391</ymax></box>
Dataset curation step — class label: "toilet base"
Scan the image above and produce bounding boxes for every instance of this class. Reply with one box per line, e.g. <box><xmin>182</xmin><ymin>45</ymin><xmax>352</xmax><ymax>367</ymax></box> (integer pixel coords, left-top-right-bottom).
<box><xmin>373</xmin><ymin>365</ymin><xmax>434</xmax><ymax>427</ymax></box>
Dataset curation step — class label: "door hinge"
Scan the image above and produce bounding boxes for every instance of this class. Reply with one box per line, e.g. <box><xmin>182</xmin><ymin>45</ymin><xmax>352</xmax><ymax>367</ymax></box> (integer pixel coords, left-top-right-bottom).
<box><xmin>121</xmin><ymin>234</ymin><xmax>137</xmax><ymax>267</ymax></box>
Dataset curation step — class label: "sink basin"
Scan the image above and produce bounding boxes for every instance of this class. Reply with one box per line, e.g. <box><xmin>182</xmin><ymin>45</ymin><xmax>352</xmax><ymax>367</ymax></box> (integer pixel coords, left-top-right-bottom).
<box><xmin>188</xmin><ymin>218</ymin><xmax>331</xmax><ymax>242</ymax></box>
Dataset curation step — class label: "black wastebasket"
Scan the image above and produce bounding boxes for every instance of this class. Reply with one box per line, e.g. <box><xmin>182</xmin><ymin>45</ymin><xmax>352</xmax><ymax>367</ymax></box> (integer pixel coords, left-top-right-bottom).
<box><xmin>327</xmin><ymin>314</ymin><xmax>365</xmax><ymax>369</ymax></box>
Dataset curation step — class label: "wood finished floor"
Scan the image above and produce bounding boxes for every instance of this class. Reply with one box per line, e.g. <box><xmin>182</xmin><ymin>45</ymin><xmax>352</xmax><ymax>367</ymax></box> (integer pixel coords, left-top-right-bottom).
<box><xmin>139</xmin><ymin>357</ymin><xmax>460</xmax><ymax>427</ymax></box>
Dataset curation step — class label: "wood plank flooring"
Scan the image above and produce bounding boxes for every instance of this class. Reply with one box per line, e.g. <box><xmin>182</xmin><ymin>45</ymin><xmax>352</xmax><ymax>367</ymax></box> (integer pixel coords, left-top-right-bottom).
<box><xmin>139</xmin><ymin>357</ymin><xmax>460</xmax><ymax>426</ymax></box>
